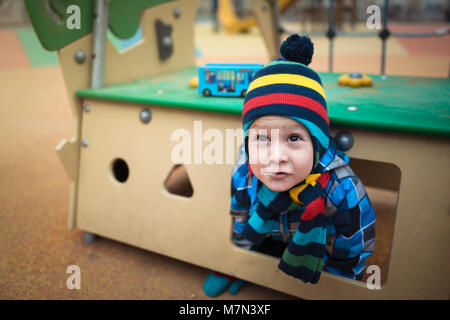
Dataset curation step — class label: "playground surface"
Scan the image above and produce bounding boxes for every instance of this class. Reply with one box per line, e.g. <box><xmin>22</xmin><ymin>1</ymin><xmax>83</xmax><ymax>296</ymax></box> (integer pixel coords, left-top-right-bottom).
<box><xmin>0</xmin><ymin>21</ymin><xmax>449</xmax><ymax>299</ymax></box>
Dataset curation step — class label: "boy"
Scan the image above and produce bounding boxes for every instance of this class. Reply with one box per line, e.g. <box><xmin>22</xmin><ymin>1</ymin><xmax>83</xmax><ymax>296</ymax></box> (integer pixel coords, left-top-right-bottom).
<box><xmin>203</xmin><ymin>35</ymin><xmax>376</xmax><ymax>297</ymax></box>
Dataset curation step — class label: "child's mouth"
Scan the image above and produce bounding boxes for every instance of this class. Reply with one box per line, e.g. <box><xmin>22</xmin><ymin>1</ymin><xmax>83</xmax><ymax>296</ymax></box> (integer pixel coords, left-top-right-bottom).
<box><xmin>268</xmin><ymin>172</ymin><xmax>289</xmax><ymax>179</ymax></box>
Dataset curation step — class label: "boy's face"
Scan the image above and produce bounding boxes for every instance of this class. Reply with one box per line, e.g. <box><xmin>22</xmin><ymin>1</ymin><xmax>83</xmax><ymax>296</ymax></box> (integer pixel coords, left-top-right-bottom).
<box><xmin>248</xmin><ymin>115</ymin><xmax>314</xmax><ymax>192</ymax></box>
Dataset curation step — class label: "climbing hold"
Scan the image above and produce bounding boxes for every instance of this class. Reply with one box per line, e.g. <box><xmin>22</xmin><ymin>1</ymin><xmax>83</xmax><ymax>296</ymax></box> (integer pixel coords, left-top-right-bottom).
<box><xmin>338</xmin><ymin>72</ymin><xmax>373</xmax><ymax>87</ymax></box>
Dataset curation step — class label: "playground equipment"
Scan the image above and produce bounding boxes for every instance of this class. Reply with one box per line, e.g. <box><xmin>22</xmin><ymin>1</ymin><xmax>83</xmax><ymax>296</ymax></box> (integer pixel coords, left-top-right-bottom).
<box><xmin>217</xmin><ymin>0</ymin><xmax>257</xmax><ymax>33</ymax></box>
<box><xmin>26</xmin><ymin>0</ymin><xmax>449</xmax><ymax>299</ymax></box>
<box><xmin>217</xmin><ymin>0</ymin><xmax>296</xmax><ymax>34</ymax></box>
<box><xmin>217</xmin><ymin>0</ymin><xmax>297</xmax><ymax>59</ymax></box>
<box><xmin>256</xmin><ymin>0</ymin><xmax>450</xmax><ymax>73</ymax></box>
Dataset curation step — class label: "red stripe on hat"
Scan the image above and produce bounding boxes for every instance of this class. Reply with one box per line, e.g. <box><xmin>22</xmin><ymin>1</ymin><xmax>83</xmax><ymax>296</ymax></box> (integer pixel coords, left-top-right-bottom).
<box><xmin>243</xmin><ymin>93</ymin><xmax>329</xmax><ymax>124</ymax></box>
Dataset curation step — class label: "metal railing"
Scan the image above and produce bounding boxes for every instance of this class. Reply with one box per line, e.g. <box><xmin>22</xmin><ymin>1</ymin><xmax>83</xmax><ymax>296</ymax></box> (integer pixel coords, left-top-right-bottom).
<box><xmin>282</xmin><ymin>0</ymin><xmax>450</xmax><ymax>76</ymax></box>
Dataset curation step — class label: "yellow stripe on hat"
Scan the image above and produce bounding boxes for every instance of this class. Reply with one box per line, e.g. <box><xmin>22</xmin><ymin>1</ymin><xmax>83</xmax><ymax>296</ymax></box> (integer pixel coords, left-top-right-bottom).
<box><xmin>247</xmin><ymin>74</ymin><xmax>326</xmax><ymax>100</ymax></box>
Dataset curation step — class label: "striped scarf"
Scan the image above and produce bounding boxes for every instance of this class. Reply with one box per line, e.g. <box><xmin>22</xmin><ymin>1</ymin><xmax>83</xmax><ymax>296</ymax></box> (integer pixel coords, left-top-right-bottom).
<box><xmin>241</xmin><ymin>169</ymin><xmax>331</xmax><ymax>284</ymax></box>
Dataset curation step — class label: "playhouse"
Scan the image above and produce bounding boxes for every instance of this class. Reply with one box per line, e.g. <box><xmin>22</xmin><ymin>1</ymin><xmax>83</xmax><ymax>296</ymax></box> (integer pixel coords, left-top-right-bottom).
<box><xmin>25</xmin><ymin>0</ymin><xmax>450</xmax><ymax>299</ymax></box>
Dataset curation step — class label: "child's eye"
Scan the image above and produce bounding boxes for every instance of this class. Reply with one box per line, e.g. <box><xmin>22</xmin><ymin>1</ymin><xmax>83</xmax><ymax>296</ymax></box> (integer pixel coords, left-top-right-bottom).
<box><xmin>288</xmin><ymin>135</ymin><xmax>302</xmax><ymax>142</ymax></box>
<box><xmin>257</xmin><ymin>135</ymin><xmax>270</xmax><ymax>142</ymax></box>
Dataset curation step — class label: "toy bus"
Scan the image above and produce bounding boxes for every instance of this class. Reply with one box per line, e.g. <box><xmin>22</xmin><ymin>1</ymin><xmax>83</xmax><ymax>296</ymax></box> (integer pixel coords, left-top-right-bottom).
<box><xmin>198</xmin><ymin>63</ymin><xmax>263</xmax><ymax>97</ymax></box>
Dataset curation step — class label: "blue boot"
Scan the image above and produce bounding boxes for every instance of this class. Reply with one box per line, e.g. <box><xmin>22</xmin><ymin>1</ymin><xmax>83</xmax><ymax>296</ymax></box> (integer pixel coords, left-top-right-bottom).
<box><xmin>228</xmin><ymin>278</ymin><xmax>245</xmax><ymax>295</ymax></box>
<box><xmin>203</xmin><ymin>272</ymin><xmax>245</xmax><ymax>297</ymax></box>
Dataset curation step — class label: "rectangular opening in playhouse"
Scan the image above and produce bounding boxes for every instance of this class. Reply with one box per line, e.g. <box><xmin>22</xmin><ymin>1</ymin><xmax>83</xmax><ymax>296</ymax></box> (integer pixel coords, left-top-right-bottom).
<box><xmin>230</xmin><ymin>157</ymin><xmax>400</xmax><ymax>287</ymax></box>
<box><xmin>350</xmin><ymin>158</ymin><xmax>400</xmax><ymax>286</ymax></box>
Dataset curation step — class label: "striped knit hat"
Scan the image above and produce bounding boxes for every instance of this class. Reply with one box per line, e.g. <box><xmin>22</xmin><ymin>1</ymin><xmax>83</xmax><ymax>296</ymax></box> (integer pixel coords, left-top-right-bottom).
<box><xmin>242</xmin><ymin>35</ymin><xmax>330</xmax><ymax>170</ymax></box>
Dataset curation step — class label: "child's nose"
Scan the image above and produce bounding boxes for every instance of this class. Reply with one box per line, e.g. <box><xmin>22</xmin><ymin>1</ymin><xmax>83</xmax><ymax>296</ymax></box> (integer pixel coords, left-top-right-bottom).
<box><xmin>269</xmin><ymin>142</ymin><xmax>289</xmax><ymax>164</ymax></box>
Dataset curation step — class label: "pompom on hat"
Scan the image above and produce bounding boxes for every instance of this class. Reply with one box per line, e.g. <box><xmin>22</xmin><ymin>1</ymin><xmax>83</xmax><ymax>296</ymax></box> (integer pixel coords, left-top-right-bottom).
<box><xmin>242</xmin><ymin>34</ymin><xmax>330</xmax><ymax>171</ymax></box>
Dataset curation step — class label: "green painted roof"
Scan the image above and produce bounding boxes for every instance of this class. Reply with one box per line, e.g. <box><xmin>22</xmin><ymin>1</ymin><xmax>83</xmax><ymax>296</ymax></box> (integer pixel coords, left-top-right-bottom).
<box><xmin>24</xmin><ymin>0</ymin><xmax>173</xmax><ymax>51</ymax></box>
<box><xmin>76</xmin><ymin>67</ymin><xmax>450</xmax><ymax>137</ymax></box>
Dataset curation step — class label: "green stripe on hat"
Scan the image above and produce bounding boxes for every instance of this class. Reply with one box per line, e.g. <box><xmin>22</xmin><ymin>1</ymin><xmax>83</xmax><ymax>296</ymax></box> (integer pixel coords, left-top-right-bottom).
<box><xmin>265</xmin><ymin>59</ymin><xmax>316</xmax><ymax>73</ymax></box>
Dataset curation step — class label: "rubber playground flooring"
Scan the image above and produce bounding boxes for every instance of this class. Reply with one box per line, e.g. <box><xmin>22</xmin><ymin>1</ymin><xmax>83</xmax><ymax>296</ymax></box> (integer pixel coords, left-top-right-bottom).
<box><xmin>0</xmin><ymin>22</ymin><xmax>448</xmax><ymax>299</ymax></box>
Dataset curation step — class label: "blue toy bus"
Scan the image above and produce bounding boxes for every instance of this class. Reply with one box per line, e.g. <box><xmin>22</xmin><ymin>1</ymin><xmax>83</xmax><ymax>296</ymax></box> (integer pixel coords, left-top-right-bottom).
<box><xmin>198</xmin><ymin>63</ymin><xmax>263</xmax><ymax>97</ymax></box>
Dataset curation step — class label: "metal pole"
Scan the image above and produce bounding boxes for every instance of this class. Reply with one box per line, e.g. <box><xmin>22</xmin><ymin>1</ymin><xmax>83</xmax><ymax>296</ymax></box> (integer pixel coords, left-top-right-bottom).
<box><xmin>91</xmin><ymin>0</ymin><xmax>109</xmax><ymax>89</ymax></box>
<box><xmin>380</xmin><ymin>0</ymin><xmax>389</xmax><ymax>76</ymax></box>
<box><xmin>268</xmin><ymin>0</ymin><xmax>281</xmax><ymax>57</ymax></box>
<box><xmin>329</xmin><ymin>37</ymin><xmax>334</xmax><ymax>73</ymax></box>
<box><xmin>328</xmin><ymin>0</ymin><xmax>335</xmax><ymax>73</ymax></box>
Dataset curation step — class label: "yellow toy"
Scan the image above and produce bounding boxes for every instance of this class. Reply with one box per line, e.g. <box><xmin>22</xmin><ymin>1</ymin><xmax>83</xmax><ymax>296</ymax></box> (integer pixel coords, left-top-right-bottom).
<box><xmin>189</xmin><ymin>76</ymin><xmax>198</xmax><ymax>88</ymax></box>
<box><xmin>338</xmin><ymin>72</ymin><xmax>373</xmax><ymax>87</ymax></box>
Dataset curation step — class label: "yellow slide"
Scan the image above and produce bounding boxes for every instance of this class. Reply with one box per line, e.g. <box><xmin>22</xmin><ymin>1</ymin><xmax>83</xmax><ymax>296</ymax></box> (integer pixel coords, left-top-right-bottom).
<box><xmin>279</xmin><ymin>0</ymin><xmax>297</xmax><ymax>13</ymax></box>
<box><xmin>218</xmin><ymin>0</ymin><xmax>297</xmax><ymax>34</ymax></box>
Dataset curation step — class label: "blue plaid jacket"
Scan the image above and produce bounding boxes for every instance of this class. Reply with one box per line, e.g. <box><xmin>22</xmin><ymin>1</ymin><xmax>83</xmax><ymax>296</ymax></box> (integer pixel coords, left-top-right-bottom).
<box><xmin>230</xmin><ymin>144</ymin><xmax>376</xmax><ymax>280</ymax></box>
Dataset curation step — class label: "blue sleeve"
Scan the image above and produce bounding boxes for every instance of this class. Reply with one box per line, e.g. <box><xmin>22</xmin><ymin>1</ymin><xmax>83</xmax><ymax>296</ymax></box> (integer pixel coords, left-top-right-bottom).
<box><xmin>230</xmin><ymin>162</ymin><xmax>262</xmax><ymax>249</ymax></box>
<box><xmin>323</xmin><ymin>176</ymin><xmax>376</xmax><ymax>280</ymax></box>
<box><xmin>230</xmin><ymin>163</ymin><xmax>252</xmax><ymax>213</ymax></box>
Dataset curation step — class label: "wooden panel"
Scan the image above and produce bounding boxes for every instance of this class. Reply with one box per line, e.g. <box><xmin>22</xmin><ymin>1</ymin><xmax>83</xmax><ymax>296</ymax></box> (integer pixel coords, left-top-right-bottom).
<box><xmin>76</xmin><ymin>98</ymin><xmax>450</xmax><ymax>299</ymax></box>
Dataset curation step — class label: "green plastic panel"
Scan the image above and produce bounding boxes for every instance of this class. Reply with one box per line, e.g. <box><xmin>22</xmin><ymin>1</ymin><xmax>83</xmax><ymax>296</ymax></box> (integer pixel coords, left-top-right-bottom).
<box><xmin>24</xmin><ymin>0</ymin><xmax>173</xmax><ymax>51</ymax></box>
<box><xmin>108</xmin><ymin>0</ymin><xmax>173</xmax><ymax>39</ymax></box>
<box><xmin>16</xmin><ymin>28</ymin><xmax>59</xmax><ymax>67</ymax></box>
<box><xmin>24</xmin><ymin>0</ymin><xmax>94</xmax><ymax>51</ymax></box>
<box><xmin>76</xmin><ymin>67</ymin><xmax>450</xmax><ymax>137</ymax></box>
